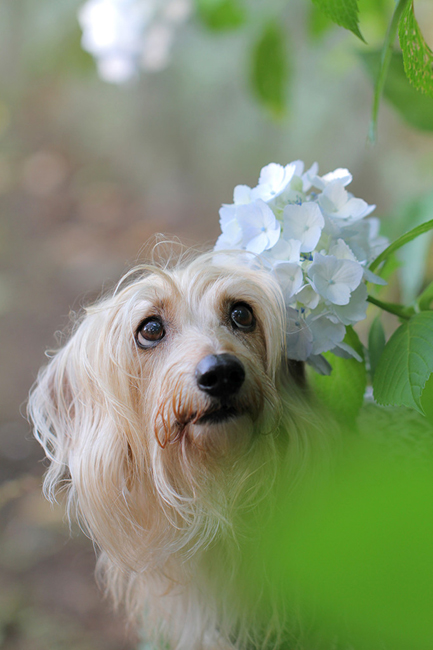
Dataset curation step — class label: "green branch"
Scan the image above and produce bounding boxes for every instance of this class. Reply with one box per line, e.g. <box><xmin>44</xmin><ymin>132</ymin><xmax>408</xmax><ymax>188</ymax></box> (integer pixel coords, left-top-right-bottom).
<box><xmin>367</xmin><ymin>295</ymin><xmax>413</xmax><ymax>320</ymax></box>
<box><xmin>369</xmin><ymin>219</ymin><xmax>433</xmax><ymax>273</ymax></box>
<box><xmin>368</xmin><ymin>0</ymin><xmax>411</xmax><ymax>143</ymax></box>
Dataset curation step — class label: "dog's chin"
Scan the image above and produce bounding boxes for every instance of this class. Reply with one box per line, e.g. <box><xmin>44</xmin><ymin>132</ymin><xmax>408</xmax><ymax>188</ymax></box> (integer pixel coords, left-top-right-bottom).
<box><xmin>195</xmin><ymin>405</ymin><xmax>240</xmax><ymax>425</ymax></box>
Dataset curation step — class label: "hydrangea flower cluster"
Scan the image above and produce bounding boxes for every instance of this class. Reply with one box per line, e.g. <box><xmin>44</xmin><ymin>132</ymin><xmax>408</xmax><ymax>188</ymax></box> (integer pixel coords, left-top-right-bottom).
<box><xmin>78</xmin><ymin>0</ymin><xmax>191</xmax><ymax>83</ymax></box>
<box><xmin>215</xmin><ymin>161</ymin><xmax>388</xmax><ymax>373</ymax></box>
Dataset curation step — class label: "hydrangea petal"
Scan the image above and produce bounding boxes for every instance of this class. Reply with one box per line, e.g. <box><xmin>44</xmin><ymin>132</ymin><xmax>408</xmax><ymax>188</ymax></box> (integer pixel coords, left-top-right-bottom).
<box><xmin>236</xmin><ymin>200</ymin><xmax>281</xmax><ymax>253</ymax></box>
<box><xmin>251</xmin><ymin>163</ymin><xmax>297</xmax><ymax>202</ymax></box>
<box><xmin>274</xmin><ymin>262</ymin><xmax>304</xmax><ymax>301</ymax></box>
<box><xmin>233</xmin><ymin>184</ymin><xmax>252</xmax><ymax>205</ymax></box>
<box><xmin>329</xmin><ymin>283</ymin><xmax>368</xmax><ymax>326</ymax></box>
<box><xmin>313</xmin><ymin>168</ymin><xmax>352</xmax><ymax>190</ymax></box>
<box><xmin>283</xmin><ymin>202</ymin><xmax>325</xmax><ymax>253</ymax></box>
<box><xmin>307</xmin><ymin>314</ymin><xmax>346</xmax><ymax>355</ymax></box>
<box><xmin>286</xmin><ymin>308</ymin><xmax>313</xmax><ymax>361</ymax></box>
<box><xmin>308</xmin><ymin>252</ymin><xmax>363</xmax><ymax>305</ymax></box>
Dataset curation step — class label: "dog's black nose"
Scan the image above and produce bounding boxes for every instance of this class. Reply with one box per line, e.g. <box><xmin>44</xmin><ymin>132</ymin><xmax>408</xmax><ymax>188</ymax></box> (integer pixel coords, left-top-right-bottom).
<box><xmin>195</xmin><ymin>354</ymin><xmax>245</xmax><ymax>398</ymax></box>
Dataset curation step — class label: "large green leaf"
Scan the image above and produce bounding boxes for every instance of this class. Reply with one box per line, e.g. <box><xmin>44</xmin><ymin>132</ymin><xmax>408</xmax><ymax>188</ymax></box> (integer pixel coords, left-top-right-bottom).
<box><xmin>399</xmin><ymin>1</ymin><xmax>433</xmax><ymax>97</ymax></box>
<box><xmin>310</xmin><ymin>0</ymin><xmax>365</xmax><ymax>41</ymax></box>
<box><xmin>420</xmin><ymin>373</ymin><xmax>433</xmax><ymax>426</ymax></box>
<box><xmin>250</xmin><ymin>23</ymin><xmax>289</xmax><ymax>117</ymax></box>
<box><xmin>309</xmin><ymin>328</ymin><xmax>366</xmax><ymax>426</ymax></box>
<box><xmin>195</xmin><ymin>0</ymin><xmax>246</xmax><ymax>31</ymax></box>
<box><xmin>361</xmin><ymin>50</ymin><xmax>433</xmax><ymax>132</ymax></box>
<box><xmin>373</xmin><ymin>312</ymin><xmax>433</xmax><ymax>413</ymax></box>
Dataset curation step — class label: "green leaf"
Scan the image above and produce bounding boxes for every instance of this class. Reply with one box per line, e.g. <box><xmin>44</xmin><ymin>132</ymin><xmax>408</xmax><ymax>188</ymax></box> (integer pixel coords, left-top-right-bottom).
<box><xmin>361</xmin><ymin>50</ymin><xmax>433</xmax><ymax>132</ymax></box>
<box><xmin>310</xmin><ymin>0</ymin><xmax>365</xmax><ymax>41</ymax></box>
<box><xmin>369</xmin><ymin>218</ymin><xmax>433</xmax><ymax>273</ymax></box>
<box><xmin>308</xmin><ymin>4</ymin><xmax>334</xmax><ymax>40</ymax></box>
<box><xmin>195</xmin><ymin>0</ymin><xmax>246</xmax><ymax>31</ymax></box>
<box><xmin>373</xmin><ymin>312</ymin><xmax>433</xmax><ymax>413</ymax></box>
<box><xmin>309</xmin><ymin>329</ymin><xmax>366</xmax><ymax>426</ymax></box>
<box><xmin>250</xmin><ymin>23</ymin><xmax>289</xmax><ymax>117</ymax></box>
<box><xmin>420</xmin><ymin>373</ymin><xmax>433</xmax><ymax>426</ymax></box>
<box><xmin>399</xmin><ymin>1</ymin><xmax>433</xmax><ymax>98</ymax></box>
<box><xmin>368</xmin><ymin>316</ymin><xmax>386</xmax><ymax>380</ymax></box>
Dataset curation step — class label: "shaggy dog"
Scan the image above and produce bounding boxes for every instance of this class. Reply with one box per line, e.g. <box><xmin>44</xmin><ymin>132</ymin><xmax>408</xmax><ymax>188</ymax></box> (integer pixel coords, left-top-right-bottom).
<box><xmin>28</xmin><ymin>252</ymin><xmax>331</xmax><ymax>650</ymax></box>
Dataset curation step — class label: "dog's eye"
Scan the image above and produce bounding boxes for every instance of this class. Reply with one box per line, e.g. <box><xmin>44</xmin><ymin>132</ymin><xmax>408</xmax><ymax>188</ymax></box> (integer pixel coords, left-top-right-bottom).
<box><xmin>230</xmin><ymin>303</ymin><xmax>255</xmax><ymax>331</ymax></box>
<box><xmin>136</xmin><ymin>317</ymin><xmax>165</xmax><ymax>348</ymax></box>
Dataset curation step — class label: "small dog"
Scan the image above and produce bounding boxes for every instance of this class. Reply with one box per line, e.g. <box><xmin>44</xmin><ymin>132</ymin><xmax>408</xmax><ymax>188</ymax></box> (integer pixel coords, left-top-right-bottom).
<box><xmin>28</xmin><ymin>251</ymin><xmax>331</xmax><ymax>650</ymax></box>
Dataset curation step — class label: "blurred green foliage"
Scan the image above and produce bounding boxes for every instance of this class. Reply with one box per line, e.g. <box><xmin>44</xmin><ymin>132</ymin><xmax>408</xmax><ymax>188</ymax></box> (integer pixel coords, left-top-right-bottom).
<box><xmin>259</xmin><ymin>437</ymin><xmax>433</xmax><ymax>650</ymax></box>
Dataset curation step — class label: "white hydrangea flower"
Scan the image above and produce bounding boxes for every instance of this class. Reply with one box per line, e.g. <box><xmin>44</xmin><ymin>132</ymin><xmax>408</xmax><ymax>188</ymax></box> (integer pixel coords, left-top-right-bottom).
<box><xmin>214</xmin><ymin>160</ymin><xmax>388</xmax><ymax>369</ymax></box>
<box><xmin>308</xmin><ymin>252</ymin><xmax>364</xmax><ymax>305</ymax></box>
<box><xmin>250</xmin><ymin>162</ymin><xmax>298</xmax><ymax>203</ymax></box>
<box><xmin>216</xmin><ymin>200</ymin><xmax>281</xmax><ymax>254</ymax></box>
<box><xmin>264</xmin><ymin>238</ymin><xmax>301</xmax><ymax>266</ymax></box>
<box><xmin>283</xmin><ymin>202</ymin><xmax>324</xmax><ymax>253</ymax></box>
<box><xmin>318</xmin><ymin>180</ymin><xmax>375</xmax><ymax>222</ymax></box>
<box><xmin>328</xmin><ymin>283</ymin><xmax>368</xmax><ymax>326</ymax></box>
<box><xmin>312</xmin><ymin>167</ymin><xmax>352</xmax><ymax>190</ymax></box>
<box><xmin>286</xmin><ymin>308</ymin><xmax>313</xmax><ymax>361</ymax></box>
<box><xmin>308</xmin><ymin>314</ymin><xmax>346</xmax><ymax>355</ymax></box>
<box><xmin>273</xmin><ymin>262</ymin><xmax>304</xmax><ymax>302</ymax></box>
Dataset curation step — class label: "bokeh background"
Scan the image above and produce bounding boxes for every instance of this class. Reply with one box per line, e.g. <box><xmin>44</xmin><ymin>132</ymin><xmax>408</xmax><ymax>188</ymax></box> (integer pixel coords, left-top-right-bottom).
<box><xmin>1</xmin><ymin>0</ymin><xmax>433</xmax><ymax>647</ymax></box>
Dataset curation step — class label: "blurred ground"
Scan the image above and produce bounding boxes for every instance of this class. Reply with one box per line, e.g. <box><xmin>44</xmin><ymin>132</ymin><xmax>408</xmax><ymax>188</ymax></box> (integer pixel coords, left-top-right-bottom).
<box><xmin>1</xmin><ymin>0</ymin><xmax>433</xmax><ymax>647</ymax></box>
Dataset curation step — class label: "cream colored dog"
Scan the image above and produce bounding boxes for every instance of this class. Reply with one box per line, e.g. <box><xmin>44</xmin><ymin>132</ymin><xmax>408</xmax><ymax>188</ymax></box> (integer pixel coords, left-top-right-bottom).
<box><xmin>28</xmin><ymin>252</ymin><xmax>329</xmax><ymax>650</ymax></box>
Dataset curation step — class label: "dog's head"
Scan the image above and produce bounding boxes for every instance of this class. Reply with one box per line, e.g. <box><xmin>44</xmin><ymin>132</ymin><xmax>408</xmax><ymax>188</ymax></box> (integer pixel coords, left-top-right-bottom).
<box><xmin>29</xmin><ymin>253</ymin><xmax>316</xmax><ymax>578</ymax></box>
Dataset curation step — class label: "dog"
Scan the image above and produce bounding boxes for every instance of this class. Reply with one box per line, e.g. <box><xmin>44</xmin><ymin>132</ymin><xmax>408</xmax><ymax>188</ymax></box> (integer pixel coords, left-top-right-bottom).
<box><xmin>28</xmin><ymin>250</ymin><xmax>332</xmax><ymax>650</ymax></box>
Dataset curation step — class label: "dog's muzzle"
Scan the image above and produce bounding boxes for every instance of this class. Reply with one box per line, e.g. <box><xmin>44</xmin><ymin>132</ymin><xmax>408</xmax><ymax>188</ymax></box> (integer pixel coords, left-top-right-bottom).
<box><xmin>195</xmin><ymin>353</ymin><xmax>245</xmax><ymax>399</ymax></box>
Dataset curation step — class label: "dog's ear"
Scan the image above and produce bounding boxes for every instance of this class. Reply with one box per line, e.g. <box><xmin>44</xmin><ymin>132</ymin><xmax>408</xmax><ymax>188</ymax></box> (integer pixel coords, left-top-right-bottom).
<box><xmin>28</xmin><ymin>340</ymin><xmax>77</xmax><ymax>501</ymax></box>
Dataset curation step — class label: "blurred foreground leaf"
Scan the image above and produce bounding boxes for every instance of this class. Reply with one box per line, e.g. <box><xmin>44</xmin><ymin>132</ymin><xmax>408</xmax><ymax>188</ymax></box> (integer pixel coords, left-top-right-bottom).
<box><xmin>250</xmin><ymin>23</ymin><xmax>289</xmax><ymax>117</ymax></box>
<box><xmin>373</xmin><ymin>312</ymin><xmax>433</xmax><ymax>413</ymax></box>
<box><xmin>361</xmin><ymin>50</ymin><xmax>433</xmax><ymax>131</ymax></box>
<box><xmin>311</xmin><ymin>0</ymin><xmax>365</xmax><ymax>41</ymax></box>
<box><xmin>399</xmin><ymin>1</ymin><xmax>433</xmax><ymax>97</ymax></box>
<box><xmin>195</xmin><ymin>0</ymin><xmax>246</xmax><ymax>31</ymax></box>
<box><xmin>261</xmin><ymin>439</ymin><xmax>433</xmax><ymax>649</ymax></box>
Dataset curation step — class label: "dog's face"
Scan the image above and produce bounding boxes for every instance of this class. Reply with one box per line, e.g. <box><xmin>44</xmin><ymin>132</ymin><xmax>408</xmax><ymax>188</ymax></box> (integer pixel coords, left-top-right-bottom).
<box><xmin>29</xmin><ymin>255</ymin><xmax>311</xmax><ymax>580</ymax></box>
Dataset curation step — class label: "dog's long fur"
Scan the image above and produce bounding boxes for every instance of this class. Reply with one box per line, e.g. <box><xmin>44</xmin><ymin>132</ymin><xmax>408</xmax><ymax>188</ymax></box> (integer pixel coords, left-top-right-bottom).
<box><xmin>28</xmin><ymin>252</ymin><xmax>333</xmax><ymax>650</ymax></box>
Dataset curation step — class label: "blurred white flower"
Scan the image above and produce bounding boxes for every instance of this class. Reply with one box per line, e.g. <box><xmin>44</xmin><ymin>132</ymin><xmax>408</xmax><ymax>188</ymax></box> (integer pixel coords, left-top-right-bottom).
<box><xmin>283</xmin><ymin>202</ymin><xmax>324</xmax><ymax>253</ymax></box>
<box><xmin>78</xmin><ymin>0</ymin><xmax>191</xmax><ymax>83</ymax></box>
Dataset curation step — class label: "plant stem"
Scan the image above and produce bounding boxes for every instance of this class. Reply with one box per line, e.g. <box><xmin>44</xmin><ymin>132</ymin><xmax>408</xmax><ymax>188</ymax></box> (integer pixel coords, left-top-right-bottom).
<box><xmin>367</xmin><ymin>295</ymin><xmax>412</xmax><ymax>320</ymax></box>
<box><xmin>368</xmin><ymin>0</ymin><xmax>411</xmax><ymax>143</ymax></box>
<box><xmin>369</xmin><ymin>219</ymin><xmax>433</xmax><ymax>273</ymax></box>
